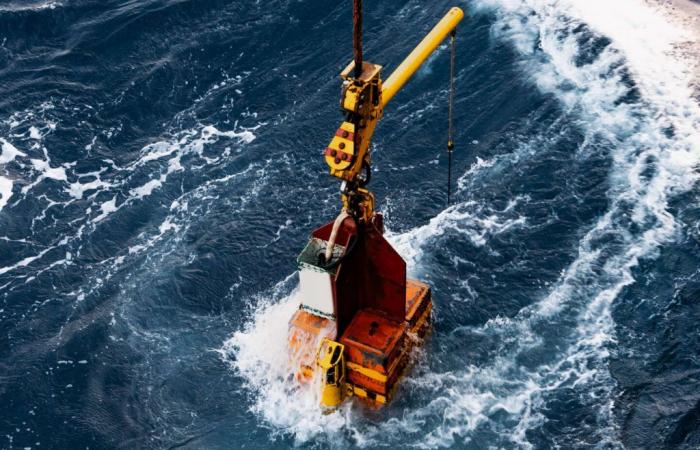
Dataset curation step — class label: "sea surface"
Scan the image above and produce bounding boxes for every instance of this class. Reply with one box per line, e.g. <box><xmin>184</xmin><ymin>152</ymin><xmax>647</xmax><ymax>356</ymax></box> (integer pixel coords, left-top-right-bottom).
<box><xmin>1</xmin><ymin>0</ymin><xmax>700</xmax><ymax>449</ymax></box>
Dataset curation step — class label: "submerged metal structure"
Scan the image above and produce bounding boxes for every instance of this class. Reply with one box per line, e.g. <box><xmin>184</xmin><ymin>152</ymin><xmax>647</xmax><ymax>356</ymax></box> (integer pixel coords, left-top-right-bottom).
<box><xmin>288</xmin><ymin>4</ymin><xmax>464</xmax><ymax>408</ymax></box>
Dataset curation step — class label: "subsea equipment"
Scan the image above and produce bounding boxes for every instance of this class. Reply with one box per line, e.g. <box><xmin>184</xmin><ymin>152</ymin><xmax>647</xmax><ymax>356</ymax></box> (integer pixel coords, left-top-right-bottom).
<box><xmin>288</xmin><ymin>2</ymin><xmax>463</xmax><ymax>408</ymax></box>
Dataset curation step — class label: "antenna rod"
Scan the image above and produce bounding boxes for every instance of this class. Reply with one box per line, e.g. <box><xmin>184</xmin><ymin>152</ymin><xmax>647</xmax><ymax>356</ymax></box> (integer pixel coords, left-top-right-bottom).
<box><xmin>353</xmin><ymin>0</ymin><xmax>363</xmax><ymax>78</ymax></box>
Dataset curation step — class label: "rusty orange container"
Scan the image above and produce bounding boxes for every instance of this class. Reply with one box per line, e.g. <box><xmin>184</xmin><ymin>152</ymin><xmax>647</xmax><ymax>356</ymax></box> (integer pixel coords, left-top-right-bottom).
<box><xmin>405</xmin><ymin>279</ymin><xmax>432</xmax><ymax>337</ymax></box>
<box><xmin>340</xmin><ymin>309</ymin><xmax>405</xmax><ymax>396</ymax></box>
<box><xmin>339</xmin><ymin>279</ymin><xmax>432</xmax><ymax>401</ymax></box>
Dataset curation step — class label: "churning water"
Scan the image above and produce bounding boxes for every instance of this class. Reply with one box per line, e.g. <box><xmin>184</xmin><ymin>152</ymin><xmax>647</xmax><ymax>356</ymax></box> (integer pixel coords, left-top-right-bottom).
<box><xmin>1</xmin><ymin>0</ymin><xmax>699</xmax><ymax>448</ymax></box>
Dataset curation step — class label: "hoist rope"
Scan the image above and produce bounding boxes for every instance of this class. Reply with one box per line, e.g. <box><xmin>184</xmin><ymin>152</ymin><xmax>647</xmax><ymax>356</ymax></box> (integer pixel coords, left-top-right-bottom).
<box><xmin>447</xmin><ymin>30</ymin><xmax>457</xmax><ymax>206</ymax></box>
<box><xmin>447</xmin><ymin>30</ymin><xmax>456</xmax><ymax>206</ymax></box>
<box><xmin>353</xmin><ymin>0</ymin><xmax>363</xmax><ymax>78</ymax></box>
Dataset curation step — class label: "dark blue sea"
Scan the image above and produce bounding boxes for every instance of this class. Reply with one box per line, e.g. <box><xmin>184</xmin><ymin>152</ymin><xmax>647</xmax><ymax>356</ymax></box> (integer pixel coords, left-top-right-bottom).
<box><xmin>2</xmin><ymin>0</ymin><xmax>700</xmax><ymax>448</ymax></box>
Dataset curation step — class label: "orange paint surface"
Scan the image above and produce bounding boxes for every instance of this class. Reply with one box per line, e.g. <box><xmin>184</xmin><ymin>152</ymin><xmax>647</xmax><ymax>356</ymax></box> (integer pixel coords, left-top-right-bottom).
<box><xmin>405</xmin><ymin>279</ymin><xmax>431</xmax><ymax>327</ymax></box>
<box><xmin>287</xmin><ymin>279</ymin><xmax>433</xmax><ymax>401</ymax></box>
<box><xmin>340</xmin><ymin>279</ymin><xmax>432</xmax><ymax>398</ymax></box>
<box><xmin>288</xmin><ymin>309</ymin><xmax>335</xmax><ymax>381</ymax></box>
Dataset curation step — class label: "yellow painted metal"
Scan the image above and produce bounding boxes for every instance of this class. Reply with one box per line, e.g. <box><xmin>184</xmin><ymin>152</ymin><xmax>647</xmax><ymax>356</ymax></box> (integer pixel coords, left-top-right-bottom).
<box><xmin>381</xmin><ymin>7</ymin><xmax>464</xmax><ymax>107</ymax></box>
<box><xmin>351</xmin><ymin>385</ymin><xmax>387</xmax><ymax>404</ymax></box>
<box><xmin>324</xmin><ymin>121</ymin><xmax>356</xmax><ymax>172</ymax></box>
<box><xmin>346</xmin><ymin>361</ymin><xmax>388</xmax><ymax>383</ymax></box>
<box><xmin>326</xmin><ymin>61</ymin><xmax>383</xmax><ymax>184</ymax></box>
<box><xmin>324</xmin><ymin>7</ymin><xmax>464</xmax><ymax>203</ymax></box>
<box><xmin>340</xmin><ymin>187</ymin><xmax>374</xmax><ymax>223</ymax></box>
<box><xmin>317</xmin><ymin>338</ymin><xmax>346</xmax><ymax>408</ymax></box>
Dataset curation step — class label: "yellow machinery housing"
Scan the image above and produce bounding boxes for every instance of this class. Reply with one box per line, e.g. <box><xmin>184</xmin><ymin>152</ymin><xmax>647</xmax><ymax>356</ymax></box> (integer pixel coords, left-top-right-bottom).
<box><xmin>317</xmin><ymin>339</ymin><xmax>346</xmax><ymax>408</ymax></box>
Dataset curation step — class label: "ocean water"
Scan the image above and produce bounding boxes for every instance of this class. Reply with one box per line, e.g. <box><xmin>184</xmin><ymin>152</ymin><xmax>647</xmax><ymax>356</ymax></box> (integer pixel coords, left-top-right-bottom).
<box><xmin>1</xmin><ymin>0</ymin><xmax>700</xmax><ymax>448</ymax></box>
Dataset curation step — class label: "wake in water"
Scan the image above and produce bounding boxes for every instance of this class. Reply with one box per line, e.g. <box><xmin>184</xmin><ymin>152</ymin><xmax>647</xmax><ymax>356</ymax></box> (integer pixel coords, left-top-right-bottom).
<box><xmin>0</xmin><ymin>100</ymin><xmax>261</xmax><ymax>291</ymax></box>
<box><xmin>221</xmin><ymin>0</ymin><xmax>700</xmax><ymax>448</ymax></box>
<box><xmin>0</xmin><ymin>1</ymin><xmax>61</xmax><ymax>12</ymax></box>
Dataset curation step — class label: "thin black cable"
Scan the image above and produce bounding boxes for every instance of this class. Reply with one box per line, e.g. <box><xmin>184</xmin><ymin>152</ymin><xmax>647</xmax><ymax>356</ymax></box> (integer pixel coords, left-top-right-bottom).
<box><xmin>447</xmin><ymin>30</ymin><xmax>456</xmax><ymax>206</ymax></box>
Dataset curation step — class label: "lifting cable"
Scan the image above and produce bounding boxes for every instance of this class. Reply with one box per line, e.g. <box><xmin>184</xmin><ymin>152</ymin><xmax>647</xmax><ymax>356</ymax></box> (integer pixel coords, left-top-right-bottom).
<box><xmin>353</xmin><ymin>0</ymin><xmax>363</xmax><ymax>78</ymax></box>
<box><xmin>447</xmin><ymin>30</ymin><xmax>456</xmax><ymax>206</ymax></box>
<box><xmin>353</xmin><ymin>0</ymin><xmax>364</xmax><ymax>191</ymax></box>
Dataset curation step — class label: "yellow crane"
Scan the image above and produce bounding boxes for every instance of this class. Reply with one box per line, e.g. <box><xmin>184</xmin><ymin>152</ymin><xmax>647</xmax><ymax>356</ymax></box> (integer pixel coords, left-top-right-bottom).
<box><xmin>323</xmin><ymin>5</ymin><xmax>464</xmax><ymax>224</ymax></box>
<box><xmin>288</xmin><ymin>3</ymin><xmax>464</xmax><ymax>409</ymax></box>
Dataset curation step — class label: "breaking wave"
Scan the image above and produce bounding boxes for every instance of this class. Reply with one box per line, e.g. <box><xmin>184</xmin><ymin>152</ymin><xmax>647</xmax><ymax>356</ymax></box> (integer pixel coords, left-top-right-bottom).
<box><xmin>222</xmin><ymin>0</ymin><xmax>700</xmax><ymax>448</ymax></box>
<box><xmin>0</xmin><ymin>1</ymin><xmax>62</xmax><ymax>13</ymax></box>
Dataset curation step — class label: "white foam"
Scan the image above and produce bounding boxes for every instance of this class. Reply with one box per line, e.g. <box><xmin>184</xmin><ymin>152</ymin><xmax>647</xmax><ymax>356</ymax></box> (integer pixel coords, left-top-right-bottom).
<box><xmin>138</xmin><ymin>141</ymin><xmax>180</xmax><ymax>164</ymax></box>
<box><xmin>0</xmin><ymin>1</ymin><xmax>61</xmax><ymax>12</ymax></box>
<box><xmin>0</xmin><ymin>119</ymin><xmax>264</xmax><ymax>285</ymax></box>
<box><xmin>28</xmin><ymin>127</ymin><xmax>42</xmax><ymax>140</ymax></box>
<box><xmin>66</xmin><ymin>177</ymin><xmax>113</xmax><ymax>200</ymax></box>
<box><xmin>84</xmin><ymin>136</ymin><xmax>97</xmax><ymax>151</ymax></box>
<box><xmin>0</xmin><ymin>176</ymin><xmax>13</xmax><ymax>211</ymax></box>
<box><xmin>29</xmin><ymin>158</ymin><xmax>66</xmax><ymax>181</ymax></box>
<box><xmin>21</xmin><ymin>156</ymin><xmax>69</xmax><ymax>195</ymax></box>
<box><xmin>201</xmin><ymin>124</ymin><xmax>257</xmax><ymax>144</ymax></box>
<box><xmin>0</xmin><ymin>138</ymin><xmax>26</xmax><ymax>212</ymax></box>
<box><xmin>136</xmin><ymin>124</ymin><xmax>257</xmax><ymax>167</ymax></box>
<box><xmin>0</xmin><ymin>240</ymin><xmax>61</xmax><ymax>275</ymax></box>
<box><xmin>224</xmin><ymin>0</ymin><xmax>700</xmax><ymax>446</ymax></box>
<box><xmin>124</xmin><ymin>123</ymin><xmax>260</xmax><ymax>201</ymax></box>
<box><xmin>388</xmin><ymin>197</ymin><xmax>527</xmax><ymax>272</ymax></box>
<box><xmin>219</xmin><ymin>281</ymin><xmax>354</xmax><ymax>445</ymax></box>
<box><xmin>158</xmin><ymin>218</ymin><xmax>179</xmax><ymax>234</ymax></box>
<box><xmin>130</xmin><ymin>176</ymin><xmax>165</xmax><ymax>199</ymax></box>
<box><xmin>400</xmin><ymin>0</ymin><xmax>700</xmax><ymax>445</ymax></box>
<box><xmin>0</xmin><ymin>138</ymin><xmax>25</xmax><ymax>164</ymax></box>
<box><xmin>93</xmin><ymin>197</ymin><xmax>118</xmax><ymax>223</ymax></box>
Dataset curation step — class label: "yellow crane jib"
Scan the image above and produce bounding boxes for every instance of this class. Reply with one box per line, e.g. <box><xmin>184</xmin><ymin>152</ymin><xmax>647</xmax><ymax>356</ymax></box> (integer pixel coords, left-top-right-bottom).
<box><xmin>381</xmin><ymin>7</ymin><xmax>464</xmax><ymax>108</ymax></box>
<box><xmin>324</xmin><ymin>6</ymin><xmax>465</xmax><ymax>209</ymax></box>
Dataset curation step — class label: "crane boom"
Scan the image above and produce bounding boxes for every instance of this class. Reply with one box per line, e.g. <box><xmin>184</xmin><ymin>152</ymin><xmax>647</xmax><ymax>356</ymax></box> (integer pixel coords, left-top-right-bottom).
<box><xmin>323</xmin><ymin>7</ymin><xmax>464</xmax><ymax>223</ymax></box>
<box><xmin>382</xmin><ymin>7</ymin><xmax>464</xmax><ymax>107</ymax></box>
